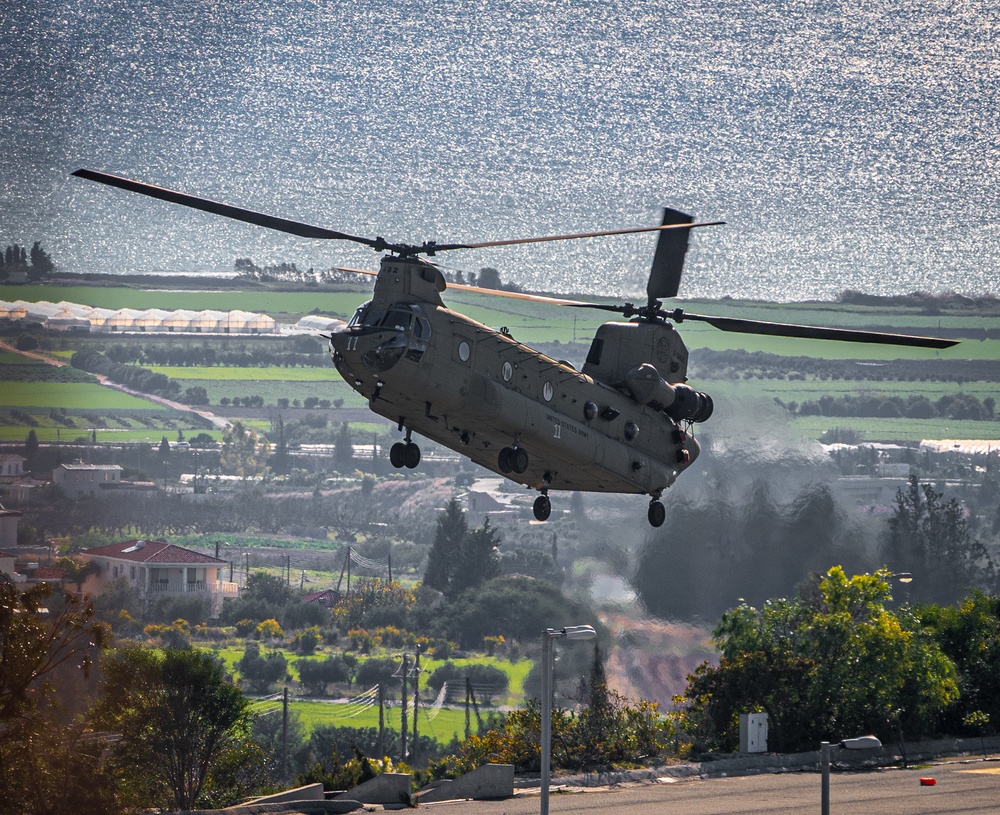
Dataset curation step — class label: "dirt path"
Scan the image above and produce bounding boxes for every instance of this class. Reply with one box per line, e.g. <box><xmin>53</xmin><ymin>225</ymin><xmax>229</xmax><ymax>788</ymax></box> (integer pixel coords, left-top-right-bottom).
<box><xmin>0</xmin><ymin>339</ymin><xmax>231</xmax><ymax>429</ymax></box>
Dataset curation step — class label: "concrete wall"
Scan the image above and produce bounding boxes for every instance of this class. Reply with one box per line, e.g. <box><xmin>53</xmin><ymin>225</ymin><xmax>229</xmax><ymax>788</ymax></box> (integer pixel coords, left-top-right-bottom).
<box><xmin>335</xmin><ymin>773</ymin><xmax>412</xmax><ymax>805</ymax></box>
<box><xmin>416</xmin><ymin>764</ymin><xmax>515</xmax><ymax>803</ymax></box>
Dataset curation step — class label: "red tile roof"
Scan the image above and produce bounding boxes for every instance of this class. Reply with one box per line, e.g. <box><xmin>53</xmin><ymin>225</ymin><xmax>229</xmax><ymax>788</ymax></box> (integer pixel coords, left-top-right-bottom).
<box><xmin>82</xmin><ymin>540</ymin><xmax>225</xmax><ymax>565</ymax></box>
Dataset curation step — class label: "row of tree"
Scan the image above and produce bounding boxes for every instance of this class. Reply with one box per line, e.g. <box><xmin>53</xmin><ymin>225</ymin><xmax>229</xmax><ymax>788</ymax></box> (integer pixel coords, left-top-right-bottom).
<box><xmin>104</xmin><ymin>336</ymin><xmax>326</xmax><ymax>368</ymax></box>
<box><xmin>691</xmin><ymin>348</ymin><xmax>1000</xmax><ymax>384</ymax></box>
<box><xmin>786</xmin><ymin>392</ymin><xmax>995</xmax><ymax>421</ymax></box>
<box><xmin>70</xmin><ymin>347</ymin><xmax>182</xmax><ymax>399</ymax></box>
<box><xmin>0</xmin><ymin>241</ymin><xmax>54</xmax><ymax>279</ymax></box>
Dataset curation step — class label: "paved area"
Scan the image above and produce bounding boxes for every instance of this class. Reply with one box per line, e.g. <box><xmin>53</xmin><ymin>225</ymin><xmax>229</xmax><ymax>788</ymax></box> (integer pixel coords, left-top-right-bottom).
<box><xmin>419</xmin><ymin>758</ymin><xmax>1000</xmax><ymax>815</ymax></box>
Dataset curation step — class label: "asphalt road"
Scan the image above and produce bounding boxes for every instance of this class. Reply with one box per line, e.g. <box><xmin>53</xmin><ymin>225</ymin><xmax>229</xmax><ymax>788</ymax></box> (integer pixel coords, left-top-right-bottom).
<box><xmin>426</xmin><ymin>759</ymin><xmax>1000</xmax><ymax>815</ymax></box>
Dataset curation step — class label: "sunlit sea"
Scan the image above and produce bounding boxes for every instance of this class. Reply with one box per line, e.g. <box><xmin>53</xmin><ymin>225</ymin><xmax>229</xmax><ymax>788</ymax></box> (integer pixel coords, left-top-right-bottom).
<box><xmin>2</xmin><ymin>0</ymin><xmax>997</xmax><ymax>301</ymax></box>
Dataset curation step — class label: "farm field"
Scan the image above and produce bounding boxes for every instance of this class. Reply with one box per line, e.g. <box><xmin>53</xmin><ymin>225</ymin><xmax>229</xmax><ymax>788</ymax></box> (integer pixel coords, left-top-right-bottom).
<box><xmin>209</xmin><ymin>646</ymin><xmax>530</xmax><ymax>701</ymax></box>
<box><xmin>5</xmin><ymin>284</ymin><xmax>364</xmax><ymax>320</ymax></box>
<box><xmin>286</xmin><ymin>699</ymin><xmax>472</xmax><ymax>745</ymax></box>
<box><xmin>4</xmin><ymin>282</ymin><xmax>998</xmax><ymax>443</ymax></box>
<box><xmin>205</xmin><ymin>644</ymin><xmax>530</xmax><ymax>743</ymax></box>
<box><xmin>788</xmin><ymin>415</ymin><xmax>1000</xmax><ymax>443</ymax></box>
<box><xmin>0</xmin><ymin>381</ymin><xmax>161</xmax><ymax>410</ymax></box>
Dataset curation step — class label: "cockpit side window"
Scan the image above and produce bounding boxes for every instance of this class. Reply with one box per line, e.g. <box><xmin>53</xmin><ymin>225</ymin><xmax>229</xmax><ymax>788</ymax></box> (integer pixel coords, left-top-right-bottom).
<box><xmin>349</xmin><ymin>302</ymin><xmax>371</xmax><ymax>327</ymax></box>
<box><xmin>381</xmin><ymin>308</ymin><xmax>414</xmax><ymax>332</ymax></box>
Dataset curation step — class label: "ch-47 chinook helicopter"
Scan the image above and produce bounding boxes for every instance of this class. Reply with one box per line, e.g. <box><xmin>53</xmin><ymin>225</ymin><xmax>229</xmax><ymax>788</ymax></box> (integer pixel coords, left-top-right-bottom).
<box><xmin>73</xmin><ymin>169</ymin><xmax>959</xmax><ymax>526</ymax></box>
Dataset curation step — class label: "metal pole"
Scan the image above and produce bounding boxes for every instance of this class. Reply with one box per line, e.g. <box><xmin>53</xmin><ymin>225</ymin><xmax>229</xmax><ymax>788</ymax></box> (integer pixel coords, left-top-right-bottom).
<box><xmin>413</xmin><ymin>646</ymin><xmax>421</xmax><ymax>763</ymax></box>
<box><xmin>282</xmin><ymin>686</ymin><xmax>289</xmax><ymax>780</ymax></box>
<box><xmin>540</xmin><ymin>629</ymin><xmax>554</xmax><ymax>815</ymax></box>
<box><xmin>400</xmin><ymin>654</ymin><xmax>409</xmax><ymax>761</ymax></box>
<box><xmin>378</xmin><ymin>683</ymin><xmax>385</xmax><ymax>758</ymax></box>
<box><xmin>820</xmin><ymin>741</ymin><xmax>831</xmax><ymax>815</ymax></box>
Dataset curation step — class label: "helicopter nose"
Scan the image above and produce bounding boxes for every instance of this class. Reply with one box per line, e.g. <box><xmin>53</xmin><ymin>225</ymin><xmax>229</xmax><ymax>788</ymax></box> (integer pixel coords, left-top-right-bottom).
<box><xmin>328</xmin><ymin>327</ymin><xmax>406</xmax><ymax>374</ymax></box>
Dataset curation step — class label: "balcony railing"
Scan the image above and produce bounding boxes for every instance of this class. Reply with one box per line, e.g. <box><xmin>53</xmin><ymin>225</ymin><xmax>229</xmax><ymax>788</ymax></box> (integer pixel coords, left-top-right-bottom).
<box><xmin>146</xmin><ymin>581</ymin><xmax>240</xmax><ymax>596</ymax></box>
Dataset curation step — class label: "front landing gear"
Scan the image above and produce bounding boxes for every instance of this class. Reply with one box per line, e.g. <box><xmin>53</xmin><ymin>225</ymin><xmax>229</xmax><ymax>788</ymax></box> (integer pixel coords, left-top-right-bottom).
<box><xmin>533</xmin><ymin>493</ymin><xmax>552</xmax><ymax>522</ymax></box>
<box><xmin>647</xmin><ymin>499</ymin><xmax>666</xmax><ymax>528</ymax></box>
<box><xmin>389</xmin><ymin>441</ymin><xmax>421</xmax><ymax>468</ymax></box>
<box><xmin>390</xmin><ymin>426</ymin><xmax>421</xmax><ymax>469</ymax></box>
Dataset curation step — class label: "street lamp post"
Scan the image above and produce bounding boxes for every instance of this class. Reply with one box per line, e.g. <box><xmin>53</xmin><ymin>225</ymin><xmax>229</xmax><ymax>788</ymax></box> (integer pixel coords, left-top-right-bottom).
<box><xmin>820</xmin><ymin>736</ymin><xmax>882</xmax><ymax>815</ymax></box>
<box><xmin>540</xmin><ymin>625</ymin><xmax>597</xmax><ymax>815</ymax></box>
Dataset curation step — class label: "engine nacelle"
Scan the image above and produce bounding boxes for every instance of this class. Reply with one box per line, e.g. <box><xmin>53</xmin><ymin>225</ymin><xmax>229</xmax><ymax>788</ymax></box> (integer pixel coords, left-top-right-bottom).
<box><xmin>626</xmin><ymin>363</ymin><xmax>714</xmax><ymax>423</ymax></box>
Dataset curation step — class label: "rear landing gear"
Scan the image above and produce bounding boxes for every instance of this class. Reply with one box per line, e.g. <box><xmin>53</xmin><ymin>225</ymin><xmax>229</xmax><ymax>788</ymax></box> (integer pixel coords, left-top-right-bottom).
<box><xmin>498</xmin><ymin>446</ymin><xmax>529</xmax><ymax>475</ymax></box>
<box><xmin>647</xmin><ymin>500</ymin><xmax>666</xmax><ymax>528</ymax></box>
<box><xmin>533</xmin><ymin>494</ymin><xmax>552</xmax><ymax>522</ymax></box>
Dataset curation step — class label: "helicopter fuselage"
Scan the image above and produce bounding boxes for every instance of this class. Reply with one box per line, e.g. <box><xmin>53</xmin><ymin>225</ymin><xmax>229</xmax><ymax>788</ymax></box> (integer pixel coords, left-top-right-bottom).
<box><xmin>328</xmin><ymin>255</ymin><xmax>703</xmax><ymax>499</ymax></box>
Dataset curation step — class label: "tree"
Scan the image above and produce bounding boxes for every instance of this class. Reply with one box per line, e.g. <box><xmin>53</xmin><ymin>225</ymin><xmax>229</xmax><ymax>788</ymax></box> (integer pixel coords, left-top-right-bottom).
<box><xmin>0</xmin><ymin>582</ymin><xmax>108</xmax><ymax>728</ymax></box>
<box><xmin>236</xmin><ymin>642</ymin><xmax>288</xmax><ymax>693</ymax></box>
<box><xmin>423</xmin><ymin>500</ymin><xmax>468</xmax><ymax>593</ymax></box>
<box><xmin>884</xmin><ymin>477</ymin><xmax>995</xmax><ymax>604</ymax></box>
<box><xmin>159</xmin><ymin>435</ymin><xmax>171</xmax><ymax>457</ymax></box>
<box><xmin>28</xmin><ymin>242</ymin><xmax>54</xmax><ymax>279</ymax></box>
<box><xmin>94</xmin><ymin>647</ymin><xmax>254</xmax><ymax>811</ymax></box>
<box><xmin>334</xmin><ymin>422</ymin><xmax>354</xmax><ymax>470</ymax></box>
<box><xmin>297</xmin><ymin>655</ymin><xmax>352</xmax><ymax>695</ymax></box>
<box><xmin>0</xmin><ymin>583</ymin><xmax>110</xmax><ymax>815</ymax></box>
<box><xmin>221</xmin><ymin>421</ymin><xmax>271</xmax><ymax>479</ymax></box>
<box><xmin>918</xmin><ymin>591</ymin><xmax>1000</xmax><ymax>734</ymax></box>
<box><xmin>23</xmin><ymin>428</ymin><xmax>38</xmax><ymax>461</ymax></box>
<box><xmin>423</xmin><ymin>500</ymin><xmax>501</xmax><ymax>599</ymax></box>
<box><xmin>674</xmin><ymin>568</ymin><xmax>959</xmax><ymax>753</ymax></box>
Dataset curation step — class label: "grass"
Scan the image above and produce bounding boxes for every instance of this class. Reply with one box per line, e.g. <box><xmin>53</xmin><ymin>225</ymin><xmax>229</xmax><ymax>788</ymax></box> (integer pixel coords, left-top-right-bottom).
<box><xmin>147</xmin><ymin>366</ymin><xmax>343</xmax><ymax>381</ymax></box>
<box><xmin>6</xmin><ymin>285</ymin><xmax>365</xmax><ymax>320</ymax></box>
<box><xmin>6</xmin><ymin>283</ymin><xmax>998</xmax><ymax>443</ymax></box>
<box><xmin>289</xmin><ymin>699</ymin><xmax>473</xmax><ymax>744</ymax></box>
<box><xmin>788</xmin><ymin>415</ymin><xmax>1000</xmax><ymax>443</ymax></box>
<box><xmin>206</xmin><ymin>644</ymin><xmax>530</xmax><ymax>744</ymax></box>
<box><xmin>0</xmin><ymin>381</ymin><xmax>160</xmax><ymax>410</ymax></box>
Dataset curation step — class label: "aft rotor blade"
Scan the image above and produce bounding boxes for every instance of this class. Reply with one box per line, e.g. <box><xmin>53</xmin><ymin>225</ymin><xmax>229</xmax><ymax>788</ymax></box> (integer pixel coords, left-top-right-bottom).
<box><xmin>672</xmin><ymin>310</ymin><xmax>960</xmax><ymax>349</ymax></box>
<box><xmin>72</xmin><ymin>169</ymin><xmax>381</xmax><ymax>248</ymax></box>
<box><xmin>435</xmin><ymin>219</ymin><xmax>725</xmax><ymax>252</ymax></box>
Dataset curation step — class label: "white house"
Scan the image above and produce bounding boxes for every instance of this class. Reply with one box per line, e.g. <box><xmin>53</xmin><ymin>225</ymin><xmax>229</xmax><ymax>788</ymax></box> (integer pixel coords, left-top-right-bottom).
<box><xmin>0</xmin><ymin>454</ymin><xmax>26</xmax><ymax>479</ymax></box>
<box><xmin>80</xmin><ymin>539</ymin><xmax>240</xmax><ymax>615</ymax></box>
<box><xmin>0</xmin><ymin>504</ymin><xmax>22</xmax><ymax>549</ymax></box>
<box><xmin>0</xmin><ymin>549</ymin><xmax>17</xmax><ymax>580</ymax></box>
<box><xmin>53</xmin><ymin>463</ymin><xmax>124</xmax><ymax>499</ymax></box>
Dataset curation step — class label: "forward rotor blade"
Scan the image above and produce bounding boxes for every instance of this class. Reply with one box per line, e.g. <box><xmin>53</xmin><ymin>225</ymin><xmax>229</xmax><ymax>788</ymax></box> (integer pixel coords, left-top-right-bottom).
<box><xmin>72</xmin><ymin>169</ymin><xmax>380</xmax><ymax>248</ymax></box>
<box><xmin>436</xmin><ymin>219</ymin><xmax>725</xmax><ymax>252</ymax></box>
<box><xmin>442</xmin><ymin>282</ymin><xmax>588</xmax><ymax>305</ymax></box>
<box><xmin>672</xmin><ymin>310</ymin><xmax>959</xmax><ymax>349</ymax></box>
<box><xmin>334</xmin><ymin>266</ymin><xmax>379</xmax><ymax>277</ymax></box>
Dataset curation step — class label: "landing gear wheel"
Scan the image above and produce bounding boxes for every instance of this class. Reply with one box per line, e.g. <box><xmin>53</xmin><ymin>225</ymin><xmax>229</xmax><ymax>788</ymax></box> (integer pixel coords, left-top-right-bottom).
<box><xmin>498</xmin><ymin>447</ymin><xmax>514</xmax><ymax>474</ymax></box>
<box><xmin>648</xmin><ymin>500</ymin><xmax>666</xmax><ymax>528</ymax></box>
<box><xmin>402</xmin><ymin>442</ymin><xmax>421</xmax><ymax>469</ymax></box>
<box><xmin>389</xmin><ymin>442</ymin><xmax>406</xmax><ymax>469</ymax></box>
<box><xmin>533</xmin><ymin>495</ymin><xmax>552</xmax><ymax>522</ymax></box>
<box><xmin>512</xmin><ymin>447</ymin><xmax>529</xmax><ymax>474</ymax></box>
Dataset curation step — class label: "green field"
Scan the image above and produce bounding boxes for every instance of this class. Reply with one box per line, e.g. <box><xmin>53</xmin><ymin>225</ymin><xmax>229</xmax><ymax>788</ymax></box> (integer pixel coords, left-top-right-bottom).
<box><xmin>6</xmin><ymin>285</ymin><xmax>365</xmax><ymax>320</ymax></box>
<box><xmin>5</xmin><ymin>283</ymin><xmax>999</xmax><ymax>443</ymax></box>
<box><xmin>0</xmin><ymin>381</ymin><xmax>159</xmax><ymax>410</ymax></box>
<box><xmin>788</xmin><ymin>415</ymin><xmax>1000</xmax><ymax>443</ymax></box>
<box><xmin>218</xmin><ymin>646</ymin><xmax>529</xmax><ymax>744</ymax></box>
<box><xmin>286</xmin><ymin>699</ymin><xmax>473</xmax><ymax>744</ymax></box>
<box><xmin>148</xmin><ymin>366</ymin><xmax>343</xmax><ymax>381</ymax></box>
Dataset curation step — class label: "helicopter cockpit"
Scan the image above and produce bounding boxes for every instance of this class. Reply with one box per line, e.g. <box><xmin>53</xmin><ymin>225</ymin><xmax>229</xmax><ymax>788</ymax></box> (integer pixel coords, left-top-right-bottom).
<box><xmin>347</xmin><ymin>302</ymin><xmax>431</xmax><ymax>372</ymax></box>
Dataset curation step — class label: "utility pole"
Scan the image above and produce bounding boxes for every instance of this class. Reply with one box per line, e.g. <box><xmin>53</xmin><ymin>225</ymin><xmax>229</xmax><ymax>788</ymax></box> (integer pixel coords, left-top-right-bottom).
<box><xmin>412</xmin><ymin>646</ymin><xmax>421</xmax><ymax>763</ymax></box>
<box><xmin>282</xmin><ymin>686</ymin><xmax>289</xmax><ymax>780</ymax></box>
<box><xmin>400</xmin><ymin>655</ymin><xmax>409</xmax><ymax>762</ymax></box>
<box><xmin>465</xmin><ymin>677</ymin><xmax>471</xmax><ymax>740</ymax></box>
<box><xmin>378</xmin><ymin>683</ymin><xmax>385</xmax><ymax>759</ymax></box>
